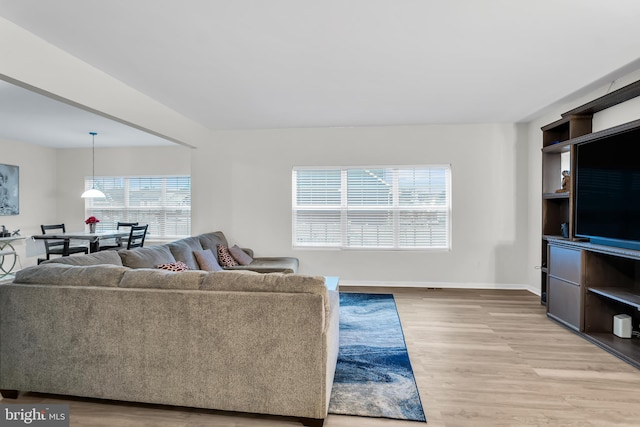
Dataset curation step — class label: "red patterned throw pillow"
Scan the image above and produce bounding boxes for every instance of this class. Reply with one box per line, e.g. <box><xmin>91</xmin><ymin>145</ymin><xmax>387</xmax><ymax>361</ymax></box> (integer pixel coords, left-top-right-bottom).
<box><xmin>156</xmin><ymin>261</ymin><xmax>189</xmax><ymax>272</ymax></box>
<box><xmin>216</xmin><ymin>244</ymin><xmax>238</xmax><ymax>267</ymax></box>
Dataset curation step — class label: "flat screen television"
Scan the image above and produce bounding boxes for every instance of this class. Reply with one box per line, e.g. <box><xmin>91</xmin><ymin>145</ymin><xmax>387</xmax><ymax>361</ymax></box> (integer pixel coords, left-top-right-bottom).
<box><xmin>575</xmin><ymin>127</ymin><xmax>640</xmax><ymax>251</ymax></box>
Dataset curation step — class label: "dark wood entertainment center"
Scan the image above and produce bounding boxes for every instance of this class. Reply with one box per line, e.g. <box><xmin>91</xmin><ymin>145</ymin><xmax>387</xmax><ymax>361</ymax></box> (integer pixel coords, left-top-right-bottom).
<box><xmin>541</xmin><ymin>79</ymin><xmax>640</xmax><ymax>369</ymax></box>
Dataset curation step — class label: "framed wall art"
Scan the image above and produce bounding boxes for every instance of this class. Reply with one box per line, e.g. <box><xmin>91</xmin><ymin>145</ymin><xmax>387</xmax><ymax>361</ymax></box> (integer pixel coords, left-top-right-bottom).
<box><xmin>0</xmin><ymin>164</ymin><xmax>19</xmax><ymax>215</ymax></box>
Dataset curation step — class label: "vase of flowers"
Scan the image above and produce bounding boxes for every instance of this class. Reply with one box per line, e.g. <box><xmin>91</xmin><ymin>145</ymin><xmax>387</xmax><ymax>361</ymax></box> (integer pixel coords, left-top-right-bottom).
<box><xmin>85</xmin><ymin>216</ymin><xmax>100</xmax><ymax>233</ymax></box>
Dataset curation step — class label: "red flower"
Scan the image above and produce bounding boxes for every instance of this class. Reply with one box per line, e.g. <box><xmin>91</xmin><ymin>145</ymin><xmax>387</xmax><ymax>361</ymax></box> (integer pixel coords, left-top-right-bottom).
<box><xmin>85</xmin><ymin>216</ymin><xmax>100</xmax><ymax>224</ymax></box>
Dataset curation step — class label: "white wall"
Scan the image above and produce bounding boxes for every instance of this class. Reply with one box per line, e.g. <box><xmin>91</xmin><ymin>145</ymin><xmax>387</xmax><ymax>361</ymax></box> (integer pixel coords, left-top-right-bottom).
<box><xmin>192</xmin><ymin>124</ymin><xmax>531</xmax><ymax>288</ymax></box>
<box><xmin>0</xmin><ymin>142</ymin><xmax>191</xmax><ymax>269</ymax></box>
<box><xmin>1</xmin><ymin>138</ymin><xmax>58</xmax><ymax>270</ymax></box>
<box><xmin>6</xmin><ymin>122</ymin><xmax>533</xmax><ymax>289</ymax></box>
<box><xmin>55</xmin><ymin>145</ymin><xmax>192</xmax><ymax>235</ymax></box>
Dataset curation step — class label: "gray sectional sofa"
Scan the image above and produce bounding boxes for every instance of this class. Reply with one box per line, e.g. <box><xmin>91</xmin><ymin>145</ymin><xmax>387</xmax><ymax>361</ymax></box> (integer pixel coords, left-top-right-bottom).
<box><xmin>93</xmin><ymin>230</ymin><xmax>297</xmax><ymax>273</ymax></box>
<box><xmin>0</xmin><ymin>232</ymin><xmax>338</xmax><ymax>426</ymax></box>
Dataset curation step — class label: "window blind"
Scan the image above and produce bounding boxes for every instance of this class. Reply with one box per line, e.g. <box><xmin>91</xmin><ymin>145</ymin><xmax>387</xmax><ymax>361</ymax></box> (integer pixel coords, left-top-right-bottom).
<box><xmin>84</xmin><ymin>176</ymin><xmax>191</xmax><ymax>238</ymax></box>
<box><xmin>292</xmin><ymin>166</ymin><xmax>451</xmax><ymax>249</ymax></box>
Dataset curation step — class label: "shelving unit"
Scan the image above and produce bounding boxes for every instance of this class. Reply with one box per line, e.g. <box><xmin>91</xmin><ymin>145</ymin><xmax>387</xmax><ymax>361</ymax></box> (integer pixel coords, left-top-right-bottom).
<box><xmin>544</xmin><ymin>238</ymin><xmax>640</xmax><ymax>368</ymax></box>
<box><xmin>540</xmin><ymin>80</ymin><xmax>640</xmax><ymax>369</ymax></box>
<box><xmin>540</xmin><ymin>129</ymin><xmax>579</xmax><ymax>305</ymax></box>
<box><xmin>540</xmin><ymin>80</ymin><xmax>640</xmax><ymax>303</ymax></box>
<box><xmin>583</xmin><ymin>247</ymin><xmax>640</xmax><ymax>369</ymax></box>
<box><xmin>588</xmin><ymin>287</ymin><xmax>640</xmax><ymax>310</ymax></box>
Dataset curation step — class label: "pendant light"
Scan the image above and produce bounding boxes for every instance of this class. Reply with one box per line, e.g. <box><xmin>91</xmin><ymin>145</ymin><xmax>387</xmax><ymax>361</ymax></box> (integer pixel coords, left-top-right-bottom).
<box><xmin>81</xmin><ymin>132</ymin><xmax>106</xmax><ymax>198</ymax></box>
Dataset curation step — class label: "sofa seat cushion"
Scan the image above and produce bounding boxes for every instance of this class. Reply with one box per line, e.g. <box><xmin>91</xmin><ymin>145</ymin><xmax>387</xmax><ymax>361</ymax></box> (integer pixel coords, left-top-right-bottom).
<box><xmin>119</xmin><ymin>245</ymin><xmax>176</xmax><ymax>269</ymax></box>
<box><xmin>14</xmin><ymin>263</ymin><xmax>129</xmax><ymax>287</ymax></box>
<box><xmin>167</xmin><ymin>237</ymin><xmax>203</xmax><ymax>270</ymax></box>
<box><xmin>119</xmin><ymin>269</ymin><xmax>207</xmax><ymax>290</ymax></box>
<box><xmin>41</xmin><ymin>250</ymin><xmax>124</xmax><ymax>266</ymax></box>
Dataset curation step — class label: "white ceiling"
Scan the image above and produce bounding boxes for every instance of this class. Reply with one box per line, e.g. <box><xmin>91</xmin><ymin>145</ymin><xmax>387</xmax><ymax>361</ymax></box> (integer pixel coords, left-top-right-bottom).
<box><xmin>1</xmin><ymin>0</ymin><xmax>640</xmax><ymax>147</ymax></box>
<box><xmin>0</xmin><ymin>80</ymin><xmax>176</xmax><ymax>148</ymax></box>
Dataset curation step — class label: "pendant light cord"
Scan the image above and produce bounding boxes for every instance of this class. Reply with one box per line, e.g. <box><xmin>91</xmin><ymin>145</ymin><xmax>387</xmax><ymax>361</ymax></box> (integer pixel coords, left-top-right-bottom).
<box><xmin>81</xmin><ymin>132</ymin><xmax>105</xmax><ymax>198</ymax></box>
<box><xmin>90</xmin><ymin>131</ymin><xmax>97</xmax><ymax>188</ymax></box>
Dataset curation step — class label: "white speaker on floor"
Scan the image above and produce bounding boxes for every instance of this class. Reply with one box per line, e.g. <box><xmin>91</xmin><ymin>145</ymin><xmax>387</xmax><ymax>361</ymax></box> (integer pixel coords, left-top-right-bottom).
<box><xmin>613</xmin><ymin>314</ymin><xmax>632</xmax><ymax>339</ymax></box>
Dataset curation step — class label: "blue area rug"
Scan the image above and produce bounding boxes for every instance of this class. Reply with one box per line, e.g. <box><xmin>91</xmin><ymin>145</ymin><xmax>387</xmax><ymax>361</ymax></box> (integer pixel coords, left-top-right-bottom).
<box><xmin>329</xmin><ymin>293</ymin><xmax>426</xmax><ymax>422</ymax></box>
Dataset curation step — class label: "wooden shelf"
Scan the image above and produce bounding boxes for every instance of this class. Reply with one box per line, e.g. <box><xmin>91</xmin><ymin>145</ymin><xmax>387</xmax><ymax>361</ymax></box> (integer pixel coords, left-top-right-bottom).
<box><xmin>542</xmin><ymin>140</ymin><xmax>572</xmax><ymax>153</ymax></box>
<box><xmin>543</xmin><ymin>235</ymin><xmax>569</xmax><ymax>241</ymax></box>
<box><xmin>542</xmin><ymin>118</ymin><xmax>640</xmax><ymax>154</ymax></box>
<box><xmin>562</xmin><ymin>80</ymin><xmax>640</xmax><ymax>117</ymax></box>
<box><xmin>564</xmin><ymin>118</ymin><xmax>640</xmax><ymax>146</ymax></box>
<box><xmin>588</xmin><ymin>287</ymin><xmax>640</xmax><ymax>311</ymax></box>
<box><xmin>541</xmin><ymin>116</ymin><xmax>569</xmax><ymax>132</ymax></box>
<box><xmin>543</xmin><ymin>192</ymin><xmax>570</xmax><ymax>199</ymax></box>
<box><xmin>555</xmin><ymin>239</ymin><xmax>640</xmax><ymax>261</ymax></box>
<box><xmin>583</xmin><ymin>332</ymin><xmax>640</xmax><ymax>370</ymax></box>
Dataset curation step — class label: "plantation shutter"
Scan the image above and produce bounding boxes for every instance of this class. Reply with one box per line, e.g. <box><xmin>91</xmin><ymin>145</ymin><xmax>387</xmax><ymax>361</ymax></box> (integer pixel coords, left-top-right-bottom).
<box><xmin>397</xmin><ymin>167</ymin><xmax>450</xmax><ymax>248</ymax></box>
<box><xmin>85</xmin><ymin>176</ymin><xmax>191</xmax><ymax>238</ymax></box>
<box><xmin>292</xmin><ymin>166</ymin><xmax>451</xmax><ymax>249</ymax></box>
<box><xmin>346</xmin><ymin>169</ymin><xmax>394</xmax><ymax>248</ymax></box>
<box><xmin>292</xmin><ymin>169</ymin><xmax>342</xmax><ymax>247</ymax></box>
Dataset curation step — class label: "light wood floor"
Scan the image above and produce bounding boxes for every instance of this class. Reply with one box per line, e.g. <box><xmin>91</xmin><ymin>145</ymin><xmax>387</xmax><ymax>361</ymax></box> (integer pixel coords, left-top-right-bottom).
<box><xmin>4</xmin><ymin>287</ymin><xmax>640</xmax><ymax>427</ymax></box>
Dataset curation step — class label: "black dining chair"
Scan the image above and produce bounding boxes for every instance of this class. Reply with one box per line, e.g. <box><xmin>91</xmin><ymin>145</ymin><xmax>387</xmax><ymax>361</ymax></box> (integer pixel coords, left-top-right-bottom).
<box><xmin>127</xmin><ymin>224</ymin><xmax>148</xmax><ymax>249</ymax></box>
<box><xmin>39</xmin><ymin>224</ymin><xmax>89</xmax><ymax>263</ymax></box>
<box><xmin>98</xmin><ymin>221</ymin><xmax>139</xmax><ymax>250</ymax></box>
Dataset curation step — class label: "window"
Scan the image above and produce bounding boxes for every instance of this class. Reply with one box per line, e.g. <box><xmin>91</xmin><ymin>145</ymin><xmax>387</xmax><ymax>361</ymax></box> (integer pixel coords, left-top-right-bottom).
<box><xmin>292</xmin><ymin>166</ymin><xmax>451</xmax><ymax>249</ymax></box>
<box><xmin>84</xmin><ymin>176</ymin><xmax>191</xmax><ymax>239</ymax></box>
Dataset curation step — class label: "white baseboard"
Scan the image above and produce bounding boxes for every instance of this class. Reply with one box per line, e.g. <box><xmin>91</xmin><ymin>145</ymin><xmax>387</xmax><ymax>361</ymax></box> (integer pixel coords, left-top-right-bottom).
<box><xmin>339</xmin><ymin>280</ymin><xmax>540</xmax><ymax>296</ymax></box>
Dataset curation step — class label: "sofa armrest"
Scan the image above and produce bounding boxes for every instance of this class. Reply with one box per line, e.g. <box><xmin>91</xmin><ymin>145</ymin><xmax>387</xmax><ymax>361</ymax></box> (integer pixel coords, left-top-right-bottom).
<box><xmin>224</xmin><ymin>265</ymin><xmax>294</xmax><ymax>274</ymax></box>
<box><xmin>223</xmin><ymin>256</ymin><xmax>299</xmax><ymax>274</ymax></box>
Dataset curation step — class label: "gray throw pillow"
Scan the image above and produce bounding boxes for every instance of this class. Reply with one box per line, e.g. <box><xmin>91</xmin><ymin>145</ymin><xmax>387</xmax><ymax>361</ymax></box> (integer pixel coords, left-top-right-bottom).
<box><xmin>228</xmin><ymin>244</ymin><xmax>254</xmax><ymax>266</ymax></box>
<box><xmin>193</xmin><ymin>249</ymin><xmax>223</xmax><ymax>271</ymax></box>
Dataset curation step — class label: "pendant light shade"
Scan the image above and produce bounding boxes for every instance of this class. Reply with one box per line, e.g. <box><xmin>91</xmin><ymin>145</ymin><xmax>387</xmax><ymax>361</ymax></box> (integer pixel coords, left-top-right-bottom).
<box><xmin>81</xmin><ymin>131</ymin><xmax>106</xmax><ymax>198</ymax></box>
<box><xmin>81</xmin><ymin>188</ymin><xmax>105</xmax><ymax>198</ymax></box>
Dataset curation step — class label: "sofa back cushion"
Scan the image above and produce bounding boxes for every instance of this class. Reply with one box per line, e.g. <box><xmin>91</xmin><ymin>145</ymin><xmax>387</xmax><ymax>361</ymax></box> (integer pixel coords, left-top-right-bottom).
<box><xmin>200</xmin><ymin>272</ymin><xmax>330</xmax><ymax>318</ymax></box>
<box><xmin>198</xmin><ymin>231</ymin><xmax>228</xmax><ymax>255</ymax></box>
<box><xmin>41</xmin><ymin>250</ymin><xmax>124</xmax><ymax>266</ymax></box>
<box><xmin>119</xmin><ymin>269</ymin><xmax>207</xmax><ymax>290</ymax></box>
<box><xmin>118</xmin><ymin>245</ymin><xmax>176</xmax><ymax>269</ymax></box>
<box><xmin>13</xmin><ymin>264</ymin><xmax>128</xmax><ymax>287</ymax></box>
<box><xmin>167</xmin><ymin>236</ymin><xmax>203</xmax><ymax>270</ymax></box>
<box><xmin>200</xmin><ymin>271</ymin><xmax>326</xmax><ymax>295</ymax></box>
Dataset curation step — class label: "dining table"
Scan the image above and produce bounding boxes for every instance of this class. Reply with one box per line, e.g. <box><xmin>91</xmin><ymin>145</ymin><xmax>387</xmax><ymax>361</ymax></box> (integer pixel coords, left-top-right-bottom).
<box><xmin>32</xmin><ymin>230</ymin><xmax>130</xmax><ymax>253</ymax></box>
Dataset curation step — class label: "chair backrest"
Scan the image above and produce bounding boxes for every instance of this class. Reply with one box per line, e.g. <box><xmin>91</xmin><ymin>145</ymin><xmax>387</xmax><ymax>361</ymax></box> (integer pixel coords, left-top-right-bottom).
<box><xmin>116</xmin><ymin>221</ymin><xmax>139</xmax><ymax>230</ymax></box>
<box><xmin>41</xmin><ymin>224</ymin><xmax>66</xmax><ymax>234</ymax></box>
<box><xmin>40</xmin><ymin>224</ymin><xmax>67</xmax><ymax>254</ymax></box>
<box><xmin>127</xmin><ymin>224</ymin><xmax>148</xmax><ymax>249</ymax></box>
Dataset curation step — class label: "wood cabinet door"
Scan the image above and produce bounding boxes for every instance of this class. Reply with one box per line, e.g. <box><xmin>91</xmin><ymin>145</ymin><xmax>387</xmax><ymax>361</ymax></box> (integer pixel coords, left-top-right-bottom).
<box><xmin>548</xmin><ymin>277</ymin><xmax>581</xmax><ymax>330</ymax></box>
